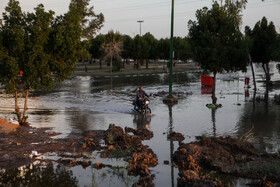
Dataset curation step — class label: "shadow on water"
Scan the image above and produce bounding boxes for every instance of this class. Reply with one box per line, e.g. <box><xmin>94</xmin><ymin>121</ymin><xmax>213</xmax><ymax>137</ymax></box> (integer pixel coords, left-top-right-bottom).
<box><xmin>0</xmin><ymin>163</ymin><xmax>78</xmax><ymax>186</ymax></box>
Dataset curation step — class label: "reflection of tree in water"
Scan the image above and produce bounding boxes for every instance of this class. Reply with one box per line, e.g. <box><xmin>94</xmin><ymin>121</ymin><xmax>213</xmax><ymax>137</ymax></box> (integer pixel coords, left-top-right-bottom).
<box><xmin>91</xmin><ymin>167</ymin><xmax>138</xmax><ymax>187</ymax></box>
<box><xmin>90</xmin><ymin>72</ymin><xmax>198</xmax><ymax>92</ymax></box>
<box><xmin>235</xmin><ymin>89</ymin><xmax>280</xmax><ymax>151</ymax></box>
<box><xmin>0</xmin><ymin>163</ymin><xmax>78</xmax><ymax>186</ymax></box>
<box><xmin>211</xmin><ymin>108</ymin><xmax>217</xmax><ymax>137</ymax></box>
<box><xmin>65</xmin><ymin>110</ymin><xmax>102</xmax><ymax>132</ymax></box>
<box><xmin>133</xmin><ymin>114</ymin><xmax>151</xmax><ymax>130</ymax></box>
<box><xmin>66</xmin><ymin>110</ymin><xmax>91</xmax><ymax>131</ymax></box>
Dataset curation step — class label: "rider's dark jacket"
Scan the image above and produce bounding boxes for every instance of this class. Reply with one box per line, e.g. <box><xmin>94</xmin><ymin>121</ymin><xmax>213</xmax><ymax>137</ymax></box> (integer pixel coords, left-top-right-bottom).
<box><xmin>136</xmin><ymin>90</ymin><xmax>148</xmax><ymax>101</ymax></box>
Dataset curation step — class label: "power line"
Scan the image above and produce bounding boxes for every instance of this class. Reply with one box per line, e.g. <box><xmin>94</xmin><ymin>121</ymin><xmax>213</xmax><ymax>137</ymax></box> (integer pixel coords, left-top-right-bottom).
<box><xmin>104</xmin><ymin>1</ymin><xmax>280</xmax><ymax>24</ymax></box>
<box><xmin>95</xmin><ymin>0</ymin><xmax>207</xmax><ymax>13</ymax></box>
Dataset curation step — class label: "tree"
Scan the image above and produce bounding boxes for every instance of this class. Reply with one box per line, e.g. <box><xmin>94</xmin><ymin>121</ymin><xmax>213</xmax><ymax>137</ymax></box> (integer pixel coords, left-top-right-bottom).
<box><xmin>132</xmin><ymin>35</ymin><xmax>150</xmax><ymax>66</ymax></box>
<box><xmin>156</xmin><ymin>38</ymin><xmax>169</xmax><ymax>60</ymax></box>
<box><xmin>246</xmin><ymin>17</ymin><xmax>277</xmax><ymax>86</ymax></box>
<box><xmin>89</xmin><ymin>34</ymin><xmax>105</xmax><ymax>68</ymax></box>
<box><xmin>142</xmin><ymin>32</ymin><xmax>158</xmax><ymax>68</ymax></box>
<box><xmin>173</xmin><ymin>37</ymin><xmax>190</xmax><ymax>61</ymax></box>
<box><xmin>122</xmin><ymin>34</ymin><xmax>134</xmax><ymax>66</ymax></box>
<box><xmin>102</xmin><ymin>30</ymin><xmax>123</xmax><ymax>73</ymax></box>
<box><xmin>188</xmin><ymin>2</ymin><xmax>248</xmax><ymax>104</ymax></box>
<box><xmin>272</xmin><ymin>34</ymin><xmax>280</xmax><ymax>62</ymax></box>
<box><xmin>0</xmin><ymin>0</ymin><xmax>104</xmax><ymax>125</ymax></box>
<box><xmin>1</xmin><ymin>0</ymin><xmax>30</xmax><ymax>123</ymax></box>
<box><xmin>245</xmin><ymin>26</ymin><xmax>257</xmax><ymax>90</ymax></box>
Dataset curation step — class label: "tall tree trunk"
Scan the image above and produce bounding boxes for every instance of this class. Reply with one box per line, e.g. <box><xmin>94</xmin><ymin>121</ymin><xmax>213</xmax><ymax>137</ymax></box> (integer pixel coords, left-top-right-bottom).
<box><xmin>262</xmin><ymin>62</ymin><xmax>271</xmax><ymax>86</ymax></box>
<box><xmin>249</xmin><ymin>55</ymin><xmax>256</xmax><ymax>90</ymax></box>
<box><xmin>265</xmin><ymin>63</ymin><xmax>271</xmax><ymax>85</ymax></box>
<box><xmin>99</xmin><ymin>59</ymin><xmax>102</xmax><ymax>69</ymax></box>
<box><xmin>110</xmin><ymin>56</ymin><xmax>112</xmax><ymax>73</ymax></box>
<box><xmin>15</xmin><ymin>89</ymin><xmax>22</xmax><ymax>122</ymax></box>
<box><xmin>212</xmin><ymin>73</ymin><xmax>217</xmax><ymax>104</ymax></box>
<box><xmin>22</xmin><ymin>88</ymin><xmax>29</xmax><ymax>124</ymax></box>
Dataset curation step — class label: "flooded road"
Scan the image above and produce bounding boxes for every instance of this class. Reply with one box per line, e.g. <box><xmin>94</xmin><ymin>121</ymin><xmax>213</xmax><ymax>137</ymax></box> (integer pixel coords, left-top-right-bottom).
<box><xmin>1</xmin><ymin>63</ymin><xmax>280</xmax><ymax>186</ymax></box>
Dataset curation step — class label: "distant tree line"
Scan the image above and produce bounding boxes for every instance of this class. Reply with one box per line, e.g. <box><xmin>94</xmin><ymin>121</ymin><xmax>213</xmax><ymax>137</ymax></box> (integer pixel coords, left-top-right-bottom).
<box><xmin>88</xmin><ymin>31</ymin><xmax>191</xmax><ymax>70</ymax></box>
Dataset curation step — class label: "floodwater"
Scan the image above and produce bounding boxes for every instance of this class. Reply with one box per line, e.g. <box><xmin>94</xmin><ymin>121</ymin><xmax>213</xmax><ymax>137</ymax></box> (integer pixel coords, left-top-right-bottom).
<box><xmin>1</xmin><ymin>63</ymin><xmax>280</xmax><ymax>186</ymax></box>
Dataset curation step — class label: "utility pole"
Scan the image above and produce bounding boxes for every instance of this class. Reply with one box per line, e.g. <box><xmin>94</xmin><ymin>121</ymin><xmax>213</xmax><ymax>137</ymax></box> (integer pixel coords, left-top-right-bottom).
<box><xmin>163</xmin><ymin>0</ymin><xmax>178</xmax><ymax>104</ymax></box>
<box><xmin>137</xmin><ymin>20</ymin><xmax>144</xmax><ymax>36</ymax></box>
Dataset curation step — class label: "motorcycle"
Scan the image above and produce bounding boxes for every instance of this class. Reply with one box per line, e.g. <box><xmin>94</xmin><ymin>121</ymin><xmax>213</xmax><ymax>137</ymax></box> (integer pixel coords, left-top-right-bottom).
<box><xmin>132</xmin><ymin>97</ymin><xmax>152</xmax><ymax>114</ymax></box>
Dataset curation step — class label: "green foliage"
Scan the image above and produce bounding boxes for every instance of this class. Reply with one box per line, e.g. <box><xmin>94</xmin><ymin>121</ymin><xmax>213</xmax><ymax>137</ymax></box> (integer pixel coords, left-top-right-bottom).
<box><xmin>0</xmin><ymin>0</ymin><xmax>24</xmax><ymax>93</ymax></box>
<box><xmin>272</xmin><ymin>34</ymin><xmax>280</xmax><ymax>61</ymax></box>
<box><xmin>89</xmin><ymin>32</ymin><xmax>191</xmax><ymax>64</ymax></box>
<box><xmin>188</xmin><ymin>2</ymin><xmax>248</xmax><ymax>74</ymax></box>
<box><xmin>173</xmin><ymin>37</ymin><xmax>191</xmax><ymax>61</ymax></box>
<box><xmin>89</xmin><ymin>34</ymin><xmax>105</xmax><ymax>59</ymax></box>
<box><xmin>132</xmin><ymin>35</ymin><xmax>149</xmax><ymax>60</ymax></box>
<box><xmin>156</xmin><ymin>38</ymin><xmax>170</xmax><ymax>59</ymax></box>
<box><xmin>247</xmin><ymin>17</ymin><xmax>277</xmax><ymax>64</ymax></box>
<box><xmin>245</xmin><ymin>17</ymin><xmax>277</xmax><ymax>84</ymax></box>
<box><xmin>142</xmin><ymin>32</ymin><xmax>158</xmax><ymax>60</ymax></box>
<box><xmin>122</xmin><ymin>35</ymin><xmax>134</xmax><ymax>59</ymax></box>
<box><xmin>0</xmin><ymin>0</ymin><xmax>104</xmax><ymax>122</ymax></box>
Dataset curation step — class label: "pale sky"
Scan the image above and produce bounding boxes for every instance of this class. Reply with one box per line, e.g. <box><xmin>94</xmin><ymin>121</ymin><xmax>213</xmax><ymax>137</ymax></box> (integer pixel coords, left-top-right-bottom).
<box><xmin>1</xmin><ymin>0</ymin><xmax>280</xmax><ymax>39</ymax></box>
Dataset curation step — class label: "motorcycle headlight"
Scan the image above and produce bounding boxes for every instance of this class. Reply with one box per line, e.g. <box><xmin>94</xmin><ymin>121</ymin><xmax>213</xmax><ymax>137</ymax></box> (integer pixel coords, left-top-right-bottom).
<box><xmin>145</xmin><ymin>100</ymin><xmax>149</xmax><ymax>105</ymax></box>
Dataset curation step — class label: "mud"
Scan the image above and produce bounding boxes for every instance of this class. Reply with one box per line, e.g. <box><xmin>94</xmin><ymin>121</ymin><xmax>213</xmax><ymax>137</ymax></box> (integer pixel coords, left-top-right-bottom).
<box><xmin>0</xmin><ymin>122</ymin><xmax>157</xmax><ymax>186</ymax></box>
<box><xmin>125</xmin><ymin>126</ymin><xmax>154</xmax><ymax>140</ymax></box>
<box><xmin>101</xmin><ymin>124</ymin><xmax>158</xmax><ymax>186</ymax></box>
<box><xmin>169</xmin><ymin>132</ymin><xmax>185</xmax><ymax>142</ymax></box>
<box><xmin>0</xmin><ymin>122</ymin><xmax>104</xmax><ymax>169</ymax></box>
<box><xmin>172</xmin><ymin>136</ymin><xmax>280</xmax><ymax>186</ymax></box>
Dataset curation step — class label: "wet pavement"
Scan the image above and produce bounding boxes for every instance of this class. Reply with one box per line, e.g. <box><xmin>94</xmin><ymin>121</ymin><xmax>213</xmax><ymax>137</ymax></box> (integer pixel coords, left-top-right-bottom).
<box><xmin>0</xmin><ymin>63</ymin><xmax>280</xmax><ymax>186</ymax></box>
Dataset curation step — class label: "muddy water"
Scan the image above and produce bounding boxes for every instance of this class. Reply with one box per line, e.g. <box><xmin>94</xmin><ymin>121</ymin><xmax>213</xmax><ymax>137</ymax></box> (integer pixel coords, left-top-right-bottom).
<box><xmin>1</xmin><ymin>63</ymin><xmax>280</xmax><ymax>186</ymax></box>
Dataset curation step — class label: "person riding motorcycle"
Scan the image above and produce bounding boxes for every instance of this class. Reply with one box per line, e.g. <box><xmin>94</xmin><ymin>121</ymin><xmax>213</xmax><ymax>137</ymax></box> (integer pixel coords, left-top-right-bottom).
<box><xmin>135</xmin><ymin>86</ymin><xmax>149</xmax><ymax>108</ymax></box>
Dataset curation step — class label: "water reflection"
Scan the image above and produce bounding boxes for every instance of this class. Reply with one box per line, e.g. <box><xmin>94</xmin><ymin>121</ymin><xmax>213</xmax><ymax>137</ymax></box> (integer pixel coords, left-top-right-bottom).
<box><xmin>236</xmin><ymin>88</ymin><xmax>280</xmax><ymax>152</ymax></box>
<box><xmin>0</xmin><ymin>163</ymin><xmax>78</xmax><ymax>186</ymax></box>
<box><xmin>133</xmin><ymin>114</ymin><xmax>151</xmax><ymax>130</ymax></box>
<box><xmin>167</xmin><ymin>104</ymin><xmax>175</xmax><ymax>187</ymax></box>
<box><xmin>211</xmin><ymin>108</ymin><xmax>217</xmax><ymax>137</ymax></box>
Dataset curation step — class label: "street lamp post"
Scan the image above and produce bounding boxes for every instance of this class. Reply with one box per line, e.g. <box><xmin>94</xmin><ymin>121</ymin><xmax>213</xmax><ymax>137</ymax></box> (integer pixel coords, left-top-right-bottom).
<box><xmin>137</xmin><ymin>20</ymin><xmax>144</xmax><ymax>36</ymax></box>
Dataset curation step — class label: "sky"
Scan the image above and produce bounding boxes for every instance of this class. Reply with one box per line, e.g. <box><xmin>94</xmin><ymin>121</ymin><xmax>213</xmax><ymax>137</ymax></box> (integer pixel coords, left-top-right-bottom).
<box><xmin>1</xmin><ymin>0</ymin><xmax>280</xmax><ymax>39</ymax></box>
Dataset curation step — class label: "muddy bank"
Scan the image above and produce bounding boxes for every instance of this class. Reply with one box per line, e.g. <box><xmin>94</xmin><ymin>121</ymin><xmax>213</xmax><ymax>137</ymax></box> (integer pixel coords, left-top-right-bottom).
<box><xmin>0</xmin><ymin>117</ymin><xmax>104</xmax><ymax>169</ymax></box>
<box><xmin>172</xmin><ymin>136</ymin><xmax>280</xmax><ymax>186</ymax></box>
<box><xmin>0</xmin><ymin>122</ymin><xmax>157</xmax><ymax>186</ymax></box>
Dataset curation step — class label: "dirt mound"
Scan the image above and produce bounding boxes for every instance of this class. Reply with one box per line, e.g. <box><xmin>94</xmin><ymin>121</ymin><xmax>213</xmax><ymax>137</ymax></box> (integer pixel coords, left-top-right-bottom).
<box><xmin>0</xmin><ymin>117</ymin><xmax>19</xmax><ymax>133</ymax></box>
<box><xmin>173</xmin><ymin>136</ymin><xmax>280</xmax><ymax>186</ymax></box>
<box><xmin>125</xmin><ymin>127</ymin><xmax>154</xmax><ymax>140</ymax></box>
<box><xmin>101</xmin><ymin>124</ymin><xmax>158</xmax><ymax>186</ymax></box>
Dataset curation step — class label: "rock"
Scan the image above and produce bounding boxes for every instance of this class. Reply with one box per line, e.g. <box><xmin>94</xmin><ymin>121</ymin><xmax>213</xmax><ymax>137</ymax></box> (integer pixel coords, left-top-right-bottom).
<box><xmin>170</xmin><ymin>132</ymin><xmax>185</xmax><ymax>142</ymax></box>
<box><xmin>164</xmin><ymin>160</ymin><xmax>169</xmax><ymax>165</ymax></box>
<box><xmin>93</xmin><ymin>162</ymin><xmax>104</xmax><ymax>169</ymax></box>
<box><xmin>81</xmin><ymin>160</ymin><xmax>91</xmax><ymax>168</ymax></box>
